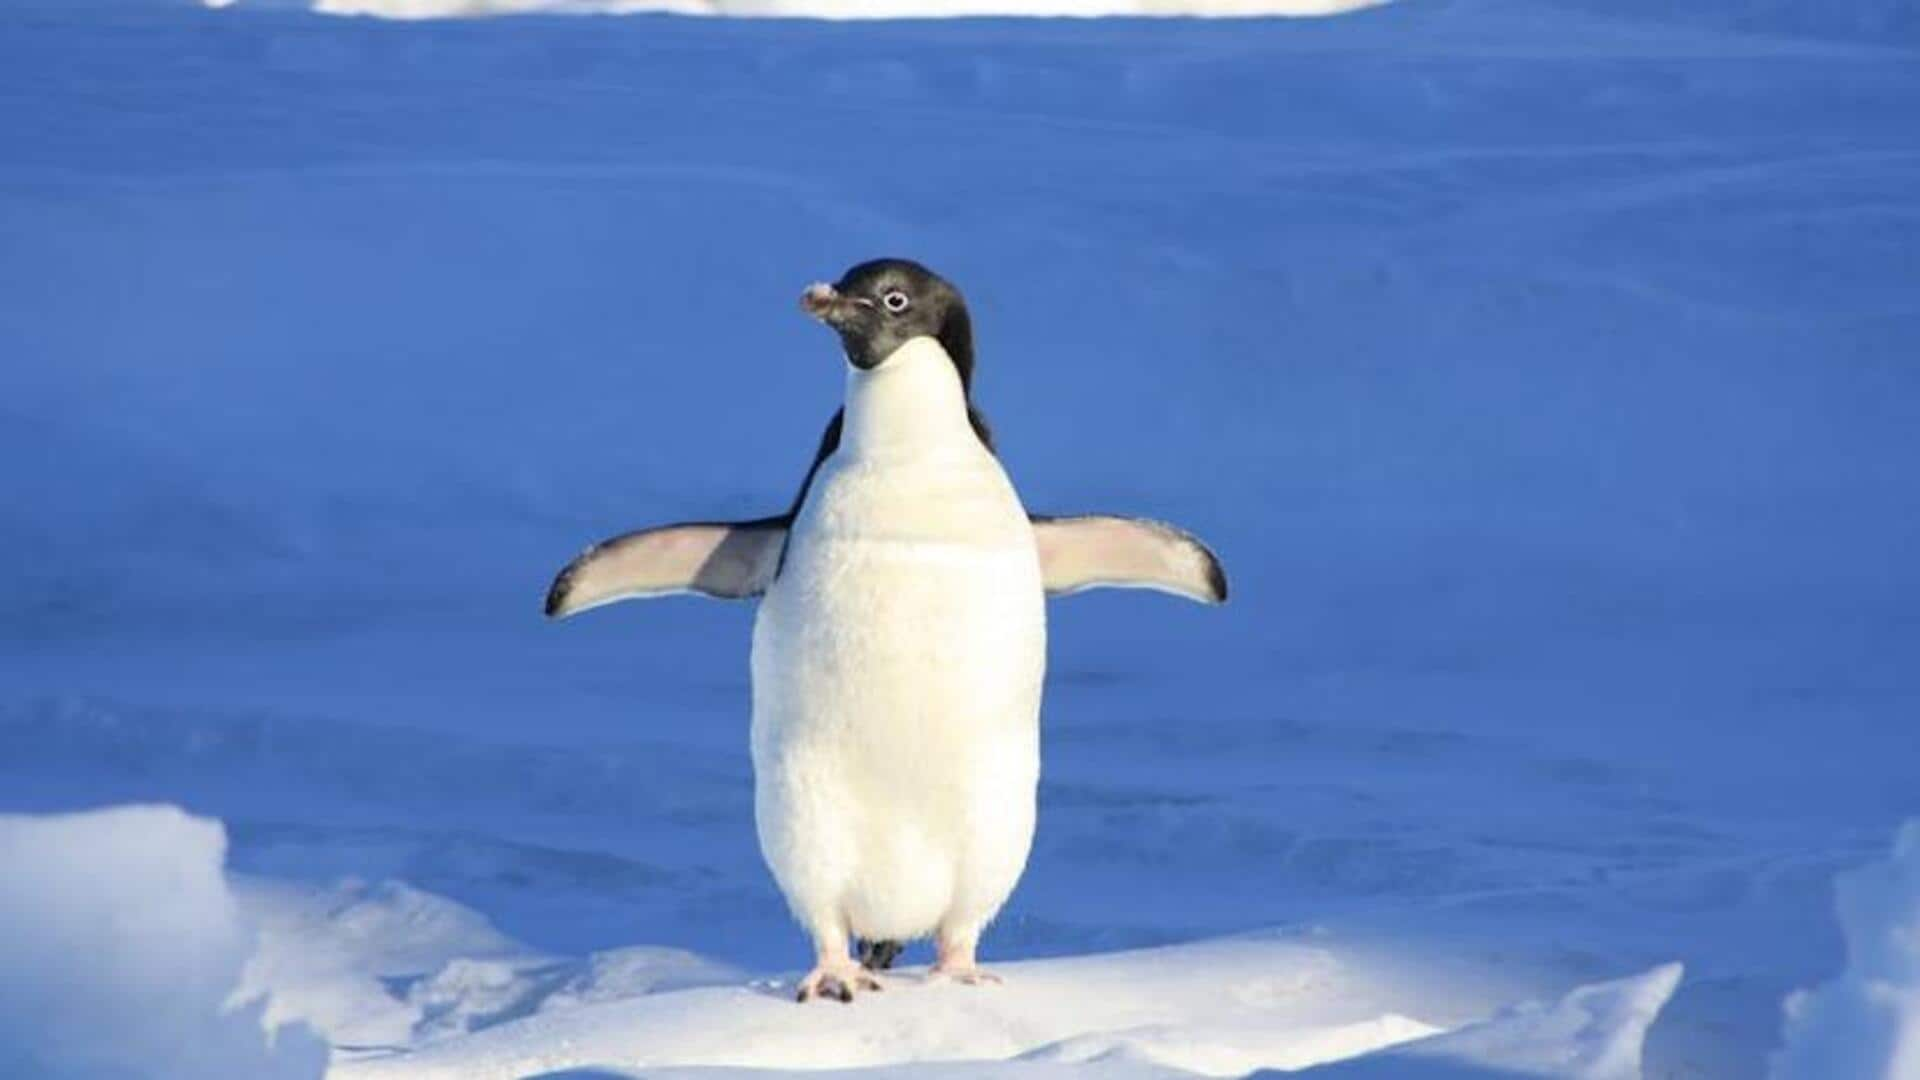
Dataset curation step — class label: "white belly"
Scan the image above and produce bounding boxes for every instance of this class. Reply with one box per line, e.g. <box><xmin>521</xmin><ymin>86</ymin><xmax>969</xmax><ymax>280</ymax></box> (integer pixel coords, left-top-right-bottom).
<box><xmin>750</xmin><ymin>446</ymin><xmax>1046</xmax><ymax>943</ymax></box>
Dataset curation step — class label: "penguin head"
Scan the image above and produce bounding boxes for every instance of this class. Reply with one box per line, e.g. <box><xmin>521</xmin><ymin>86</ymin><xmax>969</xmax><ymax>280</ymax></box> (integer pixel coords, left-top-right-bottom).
<box><xmin>801</xmin><ymin>258</ymin><xmax>975</xmax><ymax>393</ymax></box>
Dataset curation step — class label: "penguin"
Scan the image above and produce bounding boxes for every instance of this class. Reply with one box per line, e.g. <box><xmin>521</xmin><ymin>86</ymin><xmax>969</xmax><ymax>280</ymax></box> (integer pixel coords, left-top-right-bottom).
<box><xmin>546</xmin><ymin>258</ymin><xmax>1226</xmax><ymax>1003</ymax></box>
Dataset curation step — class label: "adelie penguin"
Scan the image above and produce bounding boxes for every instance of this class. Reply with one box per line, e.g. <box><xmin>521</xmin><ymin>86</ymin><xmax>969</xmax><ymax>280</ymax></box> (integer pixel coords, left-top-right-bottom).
<box><xmin>546</xmin><ymin>259</ymin><xmax>1227</xmax><ymax>1003</ymax></box>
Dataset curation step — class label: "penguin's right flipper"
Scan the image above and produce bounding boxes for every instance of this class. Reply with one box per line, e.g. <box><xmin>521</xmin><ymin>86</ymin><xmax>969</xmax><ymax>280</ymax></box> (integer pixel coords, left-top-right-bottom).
<box><xmin>545</xmin><ymin>518</ymin><xmax>788</xmax><ymax>617</ymax></box>
<box><xmin>1031</xmin><ymin>514</ymin><xmax>1227</xmax><ymax>604</ymax></box>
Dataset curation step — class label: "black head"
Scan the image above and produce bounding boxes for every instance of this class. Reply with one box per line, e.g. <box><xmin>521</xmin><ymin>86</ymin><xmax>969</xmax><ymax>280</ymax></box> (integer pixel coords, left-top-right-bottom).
<box><xmin>800</xmin><ymin>258</ymin><xmax>975</xmax><ymax>393</ymax></box>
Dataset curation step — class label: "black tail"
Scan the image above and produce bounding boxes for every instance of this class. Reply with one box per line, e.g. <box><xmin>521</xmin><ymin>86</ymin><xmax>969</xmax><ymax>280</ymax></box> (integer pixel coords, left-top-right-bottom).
<box><xmin>856</xmin><ymin>938</ymin><xmax>903</xmax><ymax>971</ymax></box>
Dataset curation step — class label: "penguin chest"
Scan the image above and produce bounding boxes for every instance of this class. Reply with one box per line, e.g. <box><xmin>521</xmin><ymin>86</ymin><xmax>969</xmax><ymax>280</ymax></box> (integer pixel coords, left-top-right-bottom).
<box><xmin>748</xmin><ymin>450</ymin><xmax>1046</xmax><ymax>934</ymax></box>
<box><xmin>754</xmin><ymin>449</ymin><xmax>1046</xmax><ymax>762</ymax></box>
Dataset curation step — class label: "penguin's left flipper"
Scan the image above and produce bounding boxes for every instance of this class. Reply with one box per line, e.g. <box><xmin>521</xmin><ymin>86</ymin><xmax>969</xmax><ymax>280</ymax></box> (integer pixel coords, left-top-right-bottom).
<box><xmin>545</xmin><ymin>518</ymin><xmax>788</xmax><ymax>618</ymax></box>
<box><xmin>1031</xmin><ymin>514</ymin><xmax>1227</xmax><ymax>604</ymax></box>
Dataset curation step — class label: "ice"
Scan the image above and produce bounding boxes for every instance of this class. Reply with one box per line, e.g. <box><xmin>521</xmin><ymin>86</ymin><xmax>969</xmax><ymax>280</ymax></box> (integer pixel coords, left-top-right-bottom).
<box><xmin>1289</xmin><ymin>963</ymin><xmax>1684</xmax><ymax>1079</ymax></box>
<box><xmin>0</xmin><ymin>806</ymin><xmax>327</xmax><ymax>1079</ymax></box>
<box><xmin>237</xmin><ymin>876</ymin><xmax>549</xmax><ymax>1049</ymax></box>
<box><xmin>1771</xmin><ymin>821</ymin><xmax>1920</xmax><ymax>1080</ymax></box>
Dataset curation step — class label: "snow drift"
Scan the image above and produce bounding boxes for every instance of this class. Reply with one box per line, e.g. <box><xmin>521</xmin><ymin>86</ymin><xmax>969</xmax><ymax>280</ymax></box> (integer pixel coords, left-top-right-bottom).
<box><xmin>0</xmin><ymin>805</ymin><xmax>327</xmax><ymax>1080</ymax></box>
<box><xmin>203</xmin><ymin>0</ymin><xmax>1388</xmax><ymax>18</ymax></box>
<box><xmin>0</xmin><ymin>809</ymin><xmax>1681</xmax><ymax>1080</ymax></box>
<box><xmin>1291</xmin><ymin>964</ymin><xmax>1683</xmax><ymax>1079</ymax></box>
<box><xmin>236</xmin><ymin>876</ymin><xmax>557</xmax><ymax>1052</ymax></box>
<box><xmin>324</xmin><ymin>935</ymin><xmax>1436</xmax><ymax>1077</ymax></box>
<box><xmin>1772</xmin><ymin>821</ymin><xmax>1920</xmax><ymax>1080</ymax></box>
<box><xmin>323</xmin><ymin>932</ymin><xmax>1683</xmax><ymax>1078</ymax></box>
<box><xmin>191</xmin><ymin>0</ymin><xmax>1920</xmax><ymax>43</ymax></box>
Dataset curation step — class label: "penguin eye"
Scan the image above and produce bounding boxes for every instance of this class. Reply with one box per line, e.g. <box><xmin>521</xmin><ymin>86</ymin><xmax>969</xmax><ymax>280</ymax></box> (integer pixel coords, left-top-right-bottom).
<box><xmin>881</xmin><ymin>290</ymin><xmax>911</xmax><ymax>314</ymax></box>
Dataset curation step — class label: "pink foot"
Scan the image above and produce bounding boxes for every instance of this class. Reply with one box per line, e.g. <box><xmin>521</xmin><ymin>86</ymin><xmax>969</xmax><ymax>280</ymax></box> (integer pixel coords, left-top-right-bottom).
<box><xmin>931</xmin><ymin>932</ymin><xmax>1000</xmax><ymax>986</ymax></box>
<box><xmin>930</xmin><ymin>964</ymin><xmax>1002</xmax><ymax>986</ymax></box>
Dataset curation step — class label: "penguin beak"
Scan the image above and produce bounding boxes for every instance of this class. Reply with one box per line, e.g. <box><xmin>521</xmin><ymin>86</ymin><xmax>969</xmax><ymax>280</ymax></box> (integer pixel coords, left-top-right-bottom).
<box><xmin>800</xmin><ymin>282</ymin><xmax>864</xmax><ymax>328</ymax></box>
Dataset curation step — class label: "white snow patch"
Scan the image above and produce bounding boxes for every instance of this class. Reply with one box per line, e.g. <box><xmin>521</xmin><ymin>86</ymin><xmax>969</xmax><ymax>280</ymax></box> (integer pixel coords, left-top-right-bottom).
<box><xmin>205</xmin><ymin>0</ymin><xmax>1388</xmax><ymax>20</ymax></box>
<box><xmin>237</xmin><ymin>876</ymin><xmax>548</xmax><ymax>1050</ymax></box>
<box><xmin>1024</xmin><ymin>1013</ymin><xmax>1441</xmax><ymax>1076</ymax></box>
<box><xmin>534</xmin><ymin>945</ymin><xmax>747</xmax><ymax>1012</ymax></box>
<box><xmin>329</xmin><ymin>937</ymin><xmax>1441</xmax><ymax>1079</ymax></box>
<box><xmin>1287</xmin><ymin>962</ymin><xmax>1684</xmax><ymax>1078</ymax></box>
<box><xmin>1771</xmin><ymin>821</ymin><xmax>1920</xmax><ymax>1080</ymax></box>
<box><xmin>234</xmin><ymin>875</ymin><xmax>749</xmax><ymax>1058</ymax></box>
<box><xmin>0</xmin><ymin>805</ymin><xmax>328</xmax><ymax>1080</ymax></box>
<box><xmin>318</xmin><ymin>939</ymin><xmax>1685</xmax><ymax>1079</ymax></box>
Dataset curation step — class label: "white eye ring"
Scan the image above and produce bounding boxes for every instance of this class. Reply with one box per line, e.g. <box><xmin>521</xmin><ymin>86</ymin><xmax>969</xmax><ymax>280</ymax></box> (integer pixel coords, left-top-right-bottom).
<box><xmin>881</xmin><ymin>290</ymin><xmax>911</xmax><ymax>314</ymax></box>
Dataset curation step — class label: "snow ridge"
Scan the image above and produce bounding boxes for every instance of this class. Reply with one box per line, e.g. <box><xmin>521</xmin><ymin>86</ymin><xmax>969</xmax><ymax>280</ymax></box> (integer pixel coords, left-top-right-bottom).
<box><xmin>1772</xmin><ymin>821</ymin><xmax>1920</xmax><ymax>1080</ymax></box>
<box><xmin>205</xmin><ymin>0</ymin><xmax>1389</xmax><ymax>18</ymax></box>
<box><xmin>0</xmin><ymin>807</ymin><xmax>327</xmax><ymax>1080</ymax></box>
<box><xmin>1289</xmin><ymin>963</ymin><xmax>1684</xmax><ymax>1079</ymax></box>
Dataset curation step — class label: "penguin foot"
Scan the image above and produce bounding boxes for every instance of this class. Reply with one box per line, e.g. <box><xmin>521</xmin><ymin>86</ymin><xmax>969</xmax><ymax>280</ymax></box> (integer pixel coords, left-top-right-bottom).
<box><xmin>929</xmin><ymin>965</ymin><xmax>1002</xmax><ymax>987</ymax></box>
<box><xmin>795</xmin><ymin>964</ymin><xmax>882</xmax><ymax>1003</ymax></box>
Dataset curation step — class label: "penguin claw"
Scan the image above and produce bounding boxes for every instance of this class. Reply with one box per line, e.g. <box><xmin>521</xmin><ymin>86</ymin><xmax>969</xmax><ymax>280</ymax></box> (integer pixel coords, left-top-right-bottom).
<box><xmin>795</xmin><ymin>966</ymin><xmax>881</xmax><ymax>1004</ymax></box>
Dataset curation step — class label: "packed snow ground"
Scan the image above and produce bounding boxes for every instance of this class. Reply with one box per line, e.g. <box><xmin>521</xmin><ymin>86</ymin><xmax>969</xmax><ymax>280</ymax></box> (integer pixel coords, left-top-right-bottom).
<box><xmin>2</xmin><ymin>0</ymin><xmax>1918</xmax><ymax>1077</ymax></box>
<box><xmin>3</xmin><ymin>806</ymin><xmax>1699</xmax><ymax>1079</ymax></box>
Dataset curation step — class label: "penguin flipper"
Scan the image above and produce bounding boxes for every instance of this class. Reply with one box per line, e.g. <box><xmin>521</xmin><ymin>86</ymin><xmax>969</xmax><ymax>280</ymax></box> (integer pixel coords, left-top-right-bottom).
<box><xmin>545</xmin><ymin>518</ymin><xmax>788</xmax><ymax>617</ymax></box>
<box><xmin>1030</xmin><ymin>514</ymin><xmax>1227</xmax><ymax>605</ymax></box>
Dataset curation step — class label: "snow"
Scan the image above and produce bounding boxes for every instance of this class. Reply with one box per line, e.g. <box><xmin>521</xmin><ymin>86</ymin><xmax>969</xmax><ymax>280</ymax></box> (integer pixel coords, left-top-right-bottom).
<box><xmin>205</xmin><ymin>0</ymin><xmax>1389</xmax><ymax>21</ymax></box>
<box><xmin>326</xmin><ymin>935</ymin><xmax>1443</xmax><ymax>1077</ymax></box>
<box><xmin>236</xmin><ymin>876</ymin><xmax>553</xmax><ymax>1049</ymax></box>
<box><xmin>1291</xmin><ymin>964</ymin><xmax>1683</xmax><ymax>1079</ymax></box>
<box><xmin>1771</xmin><ymin>821</ymin><xmax>1920</xmax><ymax>1080</ymax></box>
<box><xmin>2</xmin><ymin>0</ymin><xmax>1918</xmax><ymax>1076</ymax></box>
<box><xmin>0</xmin><ymin>806</ymin><xmax>328</xmax><ymax>1079</ymax></box>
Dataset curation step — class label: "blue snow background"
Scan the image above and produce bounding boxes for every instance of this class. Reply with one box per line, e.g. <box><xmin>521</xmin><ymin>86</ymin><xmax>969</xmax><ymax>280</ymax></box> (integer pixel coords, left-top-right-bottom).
<box><xmin>1</xmin><ymin>1</ymin><xmax>1917</xmax><ymax>1074</ymax></box>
